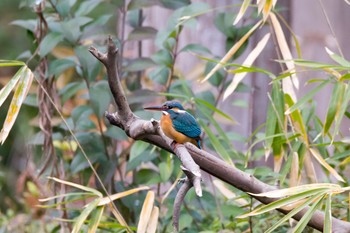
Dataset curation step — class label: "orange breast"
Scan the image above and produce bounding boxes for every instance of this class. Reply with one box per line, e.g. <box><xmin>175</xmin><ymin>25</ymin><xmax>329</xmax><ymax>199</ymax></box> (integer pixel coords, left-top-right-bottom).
<box><xmin>160</xmin><ymin>113</ymin><xmax>197</xmax><ymax>146</ymax></box>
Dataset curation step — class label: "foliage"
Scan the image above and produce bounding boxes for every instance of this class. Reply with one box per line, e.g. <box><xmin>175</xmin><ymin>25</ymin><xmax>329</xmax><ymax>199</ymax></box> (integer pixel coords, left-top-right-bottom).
<box><xmin>0</xmin><ymin>0</ymin><xmax>349</xmax><ymax>232</ymax></box>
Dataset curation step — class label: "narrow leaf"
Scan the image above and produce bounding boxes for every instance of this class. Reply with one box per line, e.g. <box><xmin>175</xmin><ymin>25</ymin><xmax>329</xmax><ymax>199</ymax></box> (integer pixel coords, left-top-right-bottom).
<box><xmin>72</xmin><ymin>198</ymin><xmax>101</xmax><ymax>233</ymax></box>
<box><xmin>325</xmin><ymin>47</ymin><xmax>350</xmax><ymax>67</ymax></box>
<box><xmin>137</xmin><ymin>191</ymin><xmax>155</xmax><ymax>233</ymax></box>
<box><xmin>233</xmin><ymin>0</ymin><xmax>251</xmax><ymax>25</ymax></box>
<box><xmin>270</xmin><ymin>13</ymin><xmax>298</xmax><ymax>100</ymax></box>
<box><xmin>0</xmin><ymin>66</ymin><xmax>33</xmax><ymax>144</ymax></box>
<box><xmin>324</xmin><ymin>82</ymin><xmax>344</xmax><ymax>136</ymax></box>
<box><xmin>88</xmin><ymin>205</ymin><xmax>105</xmax><ymax>233</ymax></box>
<box><xmin>250</xmin><ymin>183</ymin><xmax>340</xmax><ymax>198</ymax></box>
<box><xmin>309</xmin><ymin>148</ymin><xmax>345</xmax><ymax>182</ymax></box>
<box><xmin>0</xmin><ymin>60</ymin><xmax>25</xmax><ymax>67</ymax></box>
<box><xmin>238</xmin><ymin>188</ymin><xmax>328</xmax><ymax>218</ymax></box>
<box><xmin>201</xmin><ymin>19</ymin><xmax>263</xmax><ymax>83</ymax></box>
<box><xmin>199</xmin><ymin>120</ymin><xmax>235</xmax><ymax>166</ymax></box>
<box><xmin>285</xmin><ymin>80</ymin><xmax>329</xmax><ymax>114</ymax></box>
<box><xmin>48</xmin><ymin>177</ymin><xmax>103</xmax><ymax>197</ymax></box>
<box><xmin>324</xmin><ymin>194</ymin><xmax>332</xmax><ymax>233</ymax></box>
<box><xmin>265</xmin><ymin>192</ymin><xmax>325</xmax><ymax>233</ymax></box>
<box><xmin>293</xmin><ymin>195</ymin><xmax>325</xmax><ymax>233</ymax></box>
<box><xmin>223</xmin><ymin>33</ymin><xmax>270</xmax><ymax>99</ymax></box>
<box><xmin>146</xmin><ymin>206</ymin><xmax>159</xmax><ymax>233</ymax></box>
<box><xmin>0</xmin><ymin>66</ymin><xmax>24</xmax><ymax>107</ymax></box>
<box><xmin>98</xmin><ymin>186</ymin><xmax>150</xmax><ymax>206</ymax></box>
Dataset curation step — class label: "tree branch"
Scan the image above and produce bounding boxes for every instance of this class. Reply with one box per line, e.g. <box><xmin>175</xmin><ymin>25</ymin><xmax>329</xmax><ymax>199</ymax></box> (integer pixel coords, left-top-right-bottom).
<box><xmin>89</xmin><ymin>37</ymin><xmax>350</xmax><ymax>233</ymax></box>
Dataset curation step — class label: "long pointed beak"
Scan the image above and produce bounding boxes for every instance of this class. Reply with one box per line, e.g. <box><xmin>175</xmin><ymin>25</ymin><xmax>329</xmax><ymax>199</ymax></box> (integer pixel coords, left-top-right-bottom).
<box><xmin>144</xmin><ymin>105</ymin><xmax>164</xmax><ymax>111</ymax></box>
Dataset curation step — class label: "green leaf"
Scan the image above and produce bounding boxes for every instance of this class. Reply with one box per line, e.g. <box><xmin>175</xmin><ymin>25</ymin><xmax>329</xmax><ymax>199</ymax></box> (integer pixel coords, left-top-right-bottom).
<box><xmin>285</xmin><ymin>80</ymin><xmax>329</xmax><ymax>114</ymax></box>
<box><xmin>75</xmin><ymin>0</ymin><xmax>102</xmax><ymax>16</ymax></box>
<box><xmin>90</xmin><ymin>80</ymin><xmax>112</xmax><ymax>117</ymax></box>
<box><xmin>237</xmin><ymin>188</ymin><xmax>329</xmax><ymax>218</ymax></box>
<box><xmin>128</xmin><ymin>27</ymin><xmax>158</xmax><ymax>41</ymax></box>
<box><xmin>151</xmin><ymin>50</ymin><xmax>173</xmax><ymax>68</ymax></box>
<box><xmin>48</xmin><ymin>58</ymin><xmax>76</xmax><ymax>77</ymax></box>
<box><xmin>324</xmin><ymin>194</ymin><xmax>332</xmax><ymax>233</ymax></box>
<box><xmin>127</xmin><ymin>0</ymin><xmax>159</xmax><ymax>10</ymax></box>
<box><xmin>61</xmin><ymin>17</ymin><xmax>92</xmax><ymax>42</ymax></box>
<box><xmin>284</xmin><ymin>94</ymin><xmax>308</xmax><ymax>145</ymax></box>
<box><xmin>88</xmin><ymin>205</ymin><xmax>105</xmax><ymax>233</ymax></box>
<box><xmin>148</xmin><ymin>66</ymin><xmax>169</xmax><ymax>85</ymax></box>
<box><xmin>11</xmin><ymin>19</ymin><xmax>37</xmax><ymax>32</ymax></box>
<box><xmin>0</xmin><ymin>60</ymin><xmax>25</xmax><ymax>67</ymax></box>
<box><xmin>75</xmin><ymin>46</ymin><xmax>100</xmax><ymax>81</ymax></box>
<box><xmin>195</xmin><ymin>98</ymin><xmax>234</xmax><ymax>122</ymax></box>
<box><xmin>324</xmin><ymin>82</ymin><xmax>344</xmax><ymax>136</ymax></box>
<box><xmin>59</xmin><ymin>82</ymin><xmax>86</xmax><ymax>103</ymax></box>
<box><xmin>72</xmin><ymin>198</ymin><xmax>101</xmax><ymax>233</ymax></box>
<box><xmin>199</xmin><ymin>120</ymin><xmax>235</xmax><ymax>166</ymax></box>
<box><xmin>125</xmin><ymin>58</ymin><xmax>156</xmax><ymax>72</ymax></box>
<box><xmin>179</xmin><ymin>43</ymin><xmax>211</xmax><ymax>54</ymax></box>
<box><xmin>127</xmin><ymin>141</ymin><xmax>157</xmax><ymax>172</ymax></box>
<box><xmin>39</xmin><ymin>32</ymin><xmax>64</xmax><ymax>57</ymax></box>
<box><xmin>160</xmin><ymin>0</ymin><xmax>191</xmax><ymax>9</ymax></box>
<box><xmin>325</xmin><ymin>47</ymin><xmax>350</xmax><ymax>67</ymax></box>
<box><xmin>159</xmin><ymin>162</ymin><xmax>172</xmax><ymax>182</ymax></box>
<box><xmin>293</xmin><ymin>195</ymin><xmax>325</xmax><ymax>233</ymax></box>
<box><xmin>265</xmin><ymin>192</ymin><xmax>326</xmax><ymax>233</ymax></box>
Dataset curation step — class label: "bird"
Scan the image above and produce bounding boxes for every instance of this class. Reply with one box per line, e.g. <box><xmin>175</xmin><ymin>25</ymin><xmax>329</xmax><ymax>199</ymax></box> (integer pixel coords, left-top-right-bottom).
<box><xmin>144</xmin><ymin>101</ymin><xmax>202</xmax><ymax>149</ymax></box>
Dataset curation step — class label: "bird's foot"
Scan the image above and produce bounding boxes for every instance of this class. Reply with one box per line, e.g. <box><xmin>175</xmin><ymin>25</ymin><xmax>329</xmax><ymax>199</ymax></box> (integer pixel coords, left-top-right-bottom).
<box><xmin>170</xmin><ymin>141</ymin><xmax>179</xmax><ymax>150</ymax></box>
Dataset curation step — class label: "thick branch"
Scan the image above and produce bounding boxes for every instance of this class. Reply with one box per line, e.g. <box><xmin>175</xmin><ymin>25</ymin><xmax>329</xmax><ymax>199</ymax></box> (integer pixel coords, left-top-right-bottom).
<box><xmin>90</xmin><ymin>39</ymin><xmax>350</xmax><ymax>233</ymax></box>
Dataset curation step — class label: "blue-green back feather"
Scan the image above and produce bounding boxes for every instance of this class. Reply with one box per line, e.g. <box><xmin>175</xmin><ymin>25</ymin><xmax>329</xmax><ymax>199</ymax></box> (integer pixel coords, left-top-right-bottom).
<box><xmin>169</xmin><ymin>110</ymin><xmax>201</xmax><ymax>139</ymax></box>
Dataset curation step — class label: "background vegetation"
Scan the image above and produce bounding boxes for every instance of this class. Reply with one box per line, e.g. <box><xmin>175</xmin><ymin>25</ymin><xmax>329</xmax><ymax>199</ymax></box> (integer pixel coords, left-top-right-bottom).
<box><xmin>0</xmin><ymin>0</ymin><xmax>349</xmax><ymax>232</ymax></box>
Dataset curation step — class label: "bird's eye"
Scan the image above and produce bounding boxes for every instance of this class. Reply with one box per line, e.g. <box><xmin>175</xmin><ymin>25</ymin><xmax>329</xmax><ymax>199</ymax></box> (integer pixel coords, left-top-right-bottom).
<box><xmin>163</xmin><ymin>104</ymin><xmax>169</xmax><ymax>109</ymax></box>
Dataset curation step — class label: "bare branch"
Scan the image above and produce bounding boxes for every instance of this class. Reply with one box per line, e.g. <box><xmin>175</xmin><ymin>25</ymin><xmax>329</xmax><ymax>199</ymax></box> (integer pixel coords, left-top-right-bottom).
<box><xmin>172</xmin><ymin>178</ymin><xmax>192</xmax><ymax>232</ymax></box>
<box><xmin>91</xmin><ymin>38</ymin><xmax>350</xmax><ymax>233</ymax></box>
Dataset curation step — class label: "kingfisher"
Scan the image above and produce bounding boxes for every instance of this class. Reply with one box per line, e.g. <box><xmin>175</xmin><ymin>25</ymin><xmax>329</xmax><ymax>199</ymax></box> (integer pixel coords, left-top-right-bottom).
<box><xmin>144</xmin><ymin>101</ymin><xmax>202</xmax><ymax>149</ymax></box>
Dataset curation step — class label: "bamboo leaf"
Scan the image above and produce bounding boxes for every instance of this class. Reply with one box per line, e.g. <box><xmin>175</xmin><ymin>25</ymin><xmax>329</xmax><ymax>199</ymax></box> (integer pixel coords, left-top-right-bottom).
<box><xmin>0</xmin><ymin>60</ymin><xmax>25</xmax><ymax>67</ymax></box>
<box><xmin>48</xmin><ymin>177</ymin><xmax>103</xmax><ymax>197</ymax></box>
<box><xmin>325</xmin><ymin>47</ymin><xmax>350</xmax><ymax>67</ymax></box>
<box><xmin>333</xmin><ymin>83</ymin><xmax>350</xmax><ymax>138</ymax></box>
<box><xmin>293</xmin><ymin>195</ymin><xmax>325</xmax><ymax>233</ymax></box>
<box><xmin>137</xmin><ymin>191</ymin><xmax>155</xmax><ymax>233</ymax></box>
<box><xmin>323</xmin><ymin>82</ymin><xmax>344</xmax><ymax>136</ymax></box>
<box><xmin>285</xmin><ymin>80</ymin><xmax>329</xmax><ymax>114</ymax></box>
<box><xmin>0</xmin><ymin>66</ymin><xmax>24</xmax><ymax>107</ymax></box>
<box><xmin>324</xmin><ymin>194</ymin><xmax>332</xmax><ymax>233</ymax></box>
<box><xmin>146</xmin><ymin>206</ymin><xmax>159</xmax><ymax>233</ymax></box>
<box><xmin>38</xmin><ymin>192</ymin><xmax>93</xmax><ymax>202</ymax></box>
<box><xmin>97</xmin><ymin>186</ymin><xmax>150</xmax><ymax>206</ymax></box>
<box><xmin>88</xmin><ymin>205</ymin><xmax>105</xmax><ymax>233</ymax></box>
<box><xmin>237</xmin><ymin>188</ymin><xmax>328</xmax><ymax>218</ymax></box>
<box><xmin>199</xmin><ymin>120</ymin><xmax>235</xmax><ymax>166</ymax></box>
<box><xmin>265</xmin><ymin>192</ymin><xmax>326</xmax><ymax>233</ymax></box>
<box><xmin>223</xmin><ymin>33</ymin><xmax>270</xmax><ymax>99</ymax></box>
<box><xmin>284</xmin><ymin>94</ymin><xmax>308</xmax><ymax>145</ymax></box>
<box><xmin>250</xmin><ymin>183</ymin><xmax>341</xmax><ymax>198</ymax></box>
<box><xmin>195</xmin><ymin>98</ymin><xmax>234</xmax><ymax>122</ymax></box>
<box><xmin>201</xmin><ymin>19</ymin><xmax>263</xmax><ymax>83</ymax></box>
<box><xmin>270</xmin><ymin>13</ymin><xmax>298</xmax><ymax>101</ymax></box>
<box><xmin>233</xmin><ymin>0</ymin><xmax>251</xmax><ymax>25</ymax></box>
<box><xmin>72</xmin><ymin>198</ymin><xmax>101</xmax><ymax>233</ymax></box>
<box><xmin>309</xmin><ymin>148</ymin><xmax>345</xmax><ymax>182</ymax></box>
<box><xmin>0</xmin><ymin>66</ymin><xmax>33</xmax><ymax>144</ymax></box>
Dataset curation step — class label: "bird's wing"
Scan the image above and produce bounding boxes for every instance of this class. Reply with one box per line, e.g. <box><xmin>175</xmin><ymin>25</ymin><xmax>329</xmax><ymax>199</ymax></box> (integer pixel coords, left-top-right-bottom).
<box><xmin>171</xmin><ymin>111</ymin><xmax>201</xmax><ymax>139</ymax></box>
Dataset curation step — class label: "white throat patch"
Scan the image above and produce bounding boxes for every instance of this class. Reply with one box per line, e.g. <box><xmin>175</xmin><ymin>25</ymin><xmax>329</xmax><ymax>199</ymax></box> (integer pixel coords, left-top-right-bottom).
<box><xmin>162</xmin><ymin>111</ymin><xmax>169</xmax><ymax>115</ymax></box>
